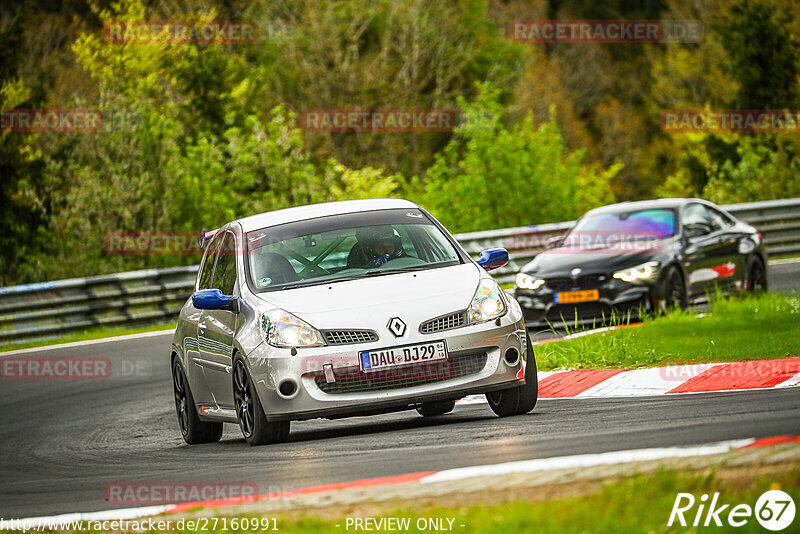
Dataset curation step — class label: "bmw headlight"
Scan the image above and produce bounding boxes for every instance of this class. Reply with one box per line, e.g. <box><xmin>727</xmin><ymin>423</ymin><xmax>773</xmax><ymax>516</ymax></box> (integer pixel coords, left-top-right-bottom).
<box><xmin>516</xmin><ymin>273</ymin><xmax>545</xmax><ymax>290</ymax></box>
<box><xmin>469</xmin><ymin>279</ymin><xmax>507</xmax><ymax>324</ymax></box>
<box><xmin>261</xmin><ymin>310</ymin><xmax>325</xmax><ymax>348</ymax></box>
<box><xmin>613</xmin><ymin>261</ymin><xmax>659</xmax><ymax>283</ymax></box>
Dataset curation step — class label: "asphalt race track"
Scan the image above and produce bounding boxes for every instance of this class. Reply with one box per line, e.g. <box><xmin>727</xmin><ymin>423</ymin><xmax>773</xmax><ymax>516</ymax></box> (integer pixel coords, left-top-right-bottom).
<box><xmin>1</xmin><ymin>261</ymin><xmax>799</xmax><ymax>518</ymax></box>
<box><xmin>769</xmin><ymin>259</ymin><xmax>800</xmax><ymax>294</ymax></box>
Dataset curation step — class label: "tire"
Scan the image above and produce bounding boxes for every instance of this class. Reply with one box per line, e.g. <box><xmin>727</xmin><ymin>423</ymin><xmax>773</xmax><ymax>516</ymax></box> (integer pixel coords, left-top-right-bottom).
<box><xmin>416</xmin><ymin>399</ymin><xmax>456</xmax><ymax>417</ymax></box>
<box><xmin>746</xmin><ymin>258</ymin><xmax>767</xmax><ymax>293</ymax></box>
<box><xmin>660</xmin><ymin>265</ymin><xmax>687</xmax><ymax>313</ymax></box>
<box><xmin>233</xmin><ymin>358</ymin><xmax>290</xmax><ymax>446</ymax></box>
<box><xmin>486</xmin><ymin>336</ymin><xmax>538</xmax><ymax>417</ymax></box>
<box><xmin>172</xmin><ymin>361</ymin><xmax>223</xmax><ymax>445</ymax></box>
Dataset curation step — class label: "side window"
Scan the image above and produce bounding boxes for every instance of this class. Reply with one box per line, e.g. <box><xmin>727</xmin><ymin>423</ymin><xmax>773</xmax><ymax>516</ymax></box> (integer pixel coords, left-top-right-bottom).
<box><xmin>197</xmin><ymin>239</ymin><xmax>220</xmax><ymax>290</ymax></box>
<box><xmin>705</xmin><ymin>208</ymin><xmax>725</xmax><ymax>232</ymax></box>
<box><xmin>682</xmin><ymin>204</ymin><xmax>722</xmax><ymax>234</ymax></box>
<box><xmin>681</xmin><ymin>204</ymin><xmax>705</xmax><ymax>227</ymax></box>
<box><xmin>709</xmin><ymin>207</ymin><xmax>733</xmax><ymax>228</ymax></box>
<box><xmin>212</xmin><ymin>232</ymin><xmax>238</xmax><ymax>296</ymax></box>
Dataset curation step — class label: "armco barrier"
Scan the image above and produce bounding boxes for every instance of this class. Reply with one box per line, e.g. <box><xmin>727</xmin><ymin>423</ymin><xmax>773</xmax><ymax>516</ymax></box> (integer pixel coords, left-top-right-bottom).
<box><xmin>0</xmin><ymin>267</ymin><xmax>197</xmax><ymax>346</ymax></box>
<box><xmin>1</xmin><ymin>199</ymin><xmax>798</xmax><ymax>346</ymax></box>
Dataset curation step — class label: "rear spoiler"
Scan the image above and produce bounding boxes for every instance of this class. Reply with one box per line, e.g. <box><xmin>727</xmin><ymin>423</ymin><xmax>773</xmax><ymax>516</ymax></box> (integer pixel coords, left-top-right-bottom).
<box><xmin>199</xmin><ymin>228</ymin><xmax>219</xmax><ymax>249</ymax></box>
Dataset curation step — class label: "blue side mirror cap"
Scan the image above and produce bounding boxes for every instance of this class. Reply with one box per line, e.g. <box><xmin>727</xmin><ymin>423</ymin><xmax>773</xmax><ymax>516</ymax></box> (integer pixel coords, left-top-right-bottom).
<box><xmin>192</xmin><ymin>289</ymin><xmax>238</xmax><ymax>312</ymax></box>
<box><xmin>476</xmin><ymin>248</ymin><xmax>509</xmax><ymax>271</ymax></box>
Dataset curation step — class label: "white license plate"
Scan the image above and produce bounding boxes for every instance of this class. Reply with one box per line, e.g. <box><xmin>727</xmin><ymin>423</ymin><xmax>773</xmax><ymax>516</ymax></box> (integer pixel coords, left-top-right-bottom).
<box><xmin>360</xmin><ymin>341</ymin><xmax>447</xmax><ymax>372</ymax></box>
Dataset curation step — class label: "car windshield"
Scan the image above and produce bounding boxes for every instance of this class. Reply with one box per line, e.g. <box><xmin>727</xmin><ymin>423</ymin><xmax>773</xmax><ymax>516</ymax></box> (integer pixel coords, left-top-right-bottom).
<box><xmin>245</xmin><ymin>208</ymin><xmax>462</xmax><ymax>291</ymax></box>
<box><xmin>565</xmin><ymin>208</ymin><xmax>676</xmax><ymax>247</ymax></box>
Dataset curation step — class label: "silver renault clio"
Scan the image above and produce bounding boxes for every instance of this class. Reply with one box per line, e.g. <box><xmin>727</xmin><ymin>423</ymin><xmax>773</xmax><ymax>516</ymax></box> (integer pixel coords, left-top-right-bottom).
<box><xmin>170</xmin><ymin>199</ymin><xmax>537</xmax><ymax>445</ymax></box>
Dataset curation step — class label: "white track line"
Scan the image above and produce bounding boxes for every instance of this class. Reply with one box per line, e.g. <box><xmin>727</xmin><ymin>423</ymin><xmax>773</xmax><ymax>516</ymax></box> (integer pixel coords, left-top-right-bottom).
<box><xmin>0</xmin><ymin>329</ymin><xmax>175</xmax><ymax>356</ymax></box>
<box><xmin>768</xmin><ymin>257</ymin><xmax>800</xmax><ymax>265</ymax></box>
<box><xmin>419</xmin><ymin>439</ymin><xmax>755</xmax><ymax>484</ymax></box>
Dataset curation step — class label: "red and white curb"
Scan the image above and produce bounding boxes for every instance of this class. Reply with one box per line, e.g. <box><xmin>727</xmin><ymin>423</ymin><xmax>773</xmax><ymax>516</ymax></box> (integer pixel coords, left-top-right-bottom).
<box><xmin>457</xmin><ymin>358</ymin><xmax>800</xmax><ymax>406</ymax></box>
<box><xmin>6</xmin><ymin>435</ymin><xmax>798</xmax><ymax>528</ymax></box>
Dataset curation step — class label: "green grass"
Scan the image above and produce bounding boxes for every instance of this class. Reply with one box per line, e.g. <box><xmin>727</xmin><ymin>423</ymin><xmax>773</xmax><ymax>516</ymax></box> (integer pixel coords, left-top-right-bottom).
<box><xmin>283</xmin><ymin>469</ymin><xmax>797</xmax><ymax>534</ymax></box>
<box><xmin>535</xmin><ymin>293</ymin><xmax>800</xmax><ymax>370</ymax></box>
<box><xmin>0</xmin><ymin>321</ymin><xmax>176</xmax><ymax>352</ymax></box>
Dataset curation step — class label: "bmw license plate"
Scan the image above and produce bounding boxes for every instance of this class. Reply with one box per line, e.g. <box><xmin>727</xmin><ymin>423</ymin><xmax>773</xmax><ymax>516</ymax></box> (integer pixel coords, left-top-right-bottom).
<box><xmin>360</xmin><ymin>341</ymin><xmax>447</xmax><ymax>372</ymax></box>
<box><xmin>555</xmin><ymin>289</ymin><xmax>600</xmax><ymax>303</ymax></box>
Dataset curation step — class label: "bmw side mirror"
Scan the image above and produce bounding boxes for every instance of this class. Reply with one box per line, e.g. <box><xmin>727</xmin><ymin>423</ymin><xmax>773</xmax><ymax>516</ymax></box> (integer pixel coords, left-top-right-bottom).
<box><xmin>684</xmin><ymin>223</ymin><xmax>711</xmax><ymax>239</ymax></box>
<box><xmin>476</xmin><ymin>248</ymin><xmax>509</xmax><ymax>271</ymax></box>
<box><xmin>544</xmin><ymin>235</ymin><xmax>565</xmax><ymax>250</ymax></box>
<box><xmin>192</xmin><ymin>289</ymin><xmax>240</xmax><ymax>313</ymax></box>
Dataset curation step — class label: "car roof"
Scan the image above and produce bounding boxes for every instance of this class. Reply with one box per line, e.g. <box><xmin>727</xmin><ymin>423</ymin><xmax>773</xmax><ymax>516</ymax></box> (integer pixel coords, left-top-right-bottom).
<box><xmin>583</xmin><ymin>198</ymin><xmax>709</xmax><ymax>216</ymax></box>
<box><xmin>233</xmin><ymin>198</ymin><xmax>420</xmax><ymax>232</ymax></box>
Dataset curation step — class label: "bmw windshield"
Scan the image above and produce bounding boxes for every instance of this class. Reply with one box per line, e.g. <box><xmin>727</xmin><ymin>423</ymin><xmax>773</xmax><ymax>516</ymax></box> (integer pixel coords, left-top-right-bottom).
<box><xmin>245</xmin><ymin>209</ymin><xmax>463</xmax><ymax>292</ymax></box>
<box><xmin>561</xmin><ymin>208</ymin><xmax>676</xmax><ymax>250</ymax></box>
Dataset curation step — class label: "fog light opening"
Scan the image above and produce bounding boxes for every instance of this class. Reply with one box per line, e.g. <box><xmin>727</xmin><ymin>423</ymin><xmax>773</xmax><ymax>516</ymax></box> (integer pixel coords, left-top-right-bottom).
<box><xmin>278</xmin><ymin>379</ymin><xmax>298</xmax><ymax>399</ymax></box>
<box><xmin>504</xmin><ymin>347</ymin><xmax>520</xmax><ymax>366</ymax></box>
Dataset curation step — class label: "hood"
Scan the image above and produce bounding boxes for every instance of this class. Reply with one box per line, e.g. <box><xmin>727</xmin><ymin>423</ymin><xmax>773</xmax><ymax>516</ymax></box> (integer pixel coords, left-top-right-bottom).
<box><xmin>521</xmin><ymin>238</ymin><xmax>678</xmax><ymax>276</ymax></box>
<box><xmin>253</xmin><ymin>263</ymin><xmax>482</xmax><ymax>331</ymax></box>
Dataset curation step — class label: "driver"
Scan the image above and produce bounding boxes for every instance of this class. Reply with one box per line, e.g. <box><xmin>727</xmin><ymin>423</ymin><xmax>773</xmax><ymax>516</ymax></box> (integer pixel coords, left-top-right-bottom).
<box><xmin>347</xmin><ymin>226</ymin><xmax>406</xmax><ymax>268</ymax></box>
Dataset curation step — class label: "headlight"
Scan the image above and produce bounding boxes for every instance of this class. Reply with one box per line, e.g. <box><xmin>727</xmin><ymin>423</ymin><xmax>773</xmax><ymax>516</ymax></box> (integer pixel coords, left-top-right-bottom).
<box><xmin>261</xmin><ymin>310</ymin><xmax>325</xmax><ymax>348</ymax></box>
<box><xmin>613</xmin><ymin>261</ymin><xmax>659</xmax><ymax>283</ymax></box>
<box><xmin>516</xmin><ymin>273</ymin><xmax>545</xmax><ymax>290</ymax></box>
<box><xmin>469</xmin><ymin>279</ymin><xmax>507</xmax><ymax>324</ymax></box>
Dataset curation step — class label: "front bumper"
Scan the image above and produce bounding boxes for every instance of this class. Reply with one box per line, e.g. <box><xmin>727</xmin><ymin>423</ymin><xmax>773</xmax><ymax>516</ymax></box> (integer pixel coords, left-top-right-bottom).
<box><xmin>516</xmin><ymin>280</ymin><xmax>654</xmax><ymax>326</ymax></box>
<box><xmin>246</xmin><ymin>313</ymin><xmax>528</xmax><ymax>422</ymax></box>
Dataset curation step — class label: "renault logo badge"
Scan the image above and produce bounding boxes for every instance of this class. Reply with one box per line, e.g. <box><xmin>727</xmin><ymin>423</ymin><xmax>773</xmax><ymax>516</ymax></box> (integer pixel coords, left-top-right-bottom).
<box><xmin>388</xmin><ymin>317</ymin><xmax>406</xmax><ymax>337</ymax></box>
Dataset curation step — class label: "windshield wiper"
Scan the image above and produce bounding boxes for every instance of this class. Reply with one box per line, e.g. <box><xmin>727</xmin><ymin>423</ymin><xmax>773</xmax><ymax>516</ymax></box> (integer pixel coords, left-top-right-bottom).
<box><xmin>361</xmin><ymin>267</ymin><xmax>428</xmax><ymax>277</ymax></box>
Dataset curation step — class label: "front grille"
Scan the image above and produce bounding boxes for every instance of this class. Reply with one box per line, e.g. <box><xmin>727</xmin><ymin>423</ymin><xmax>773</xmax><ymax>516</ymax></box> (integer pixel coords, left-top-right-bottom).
<box><xmin>577</xmin><ymin>274</ymin><xmax>608</xmax><ymax>288</ymax></box>
<box><xmin>419</xmin><ymin>311</ymin><xmax>467</xmax><ymax>334</ymax></box>
<box><xmin>545</xmin><ymin>275</ymin><xmax>608</xmax><ymax>291</ymax></box>
<box><xmin>544</xmin><ymin>277</ymin><xmax>572</xmax><ymax>291</ymax></box>
<box><xmin>312</xmin><ymin>350</ymin><xmax>488</xmax><ymax>394</ymax></box>
<box><xmin>322</xmin><ymin>329</ymin><xmax>379</xmax><ymax>345</ymax></box>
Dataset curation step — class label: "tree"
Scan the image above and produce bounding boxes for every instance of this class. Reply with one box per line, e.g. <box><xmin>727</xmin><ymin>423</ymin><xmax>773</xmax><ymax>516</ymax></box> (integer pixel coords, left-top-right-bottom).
<box><xmin>420</xmin><ymin>83</ymin><xmax>618</xmax><ymax>233</ymax></box>
<box><xmin>714</xmin><ymin>0</ymin><xmax>800</xmax><ymax>110</ymax></box>
<box><xmin>0</xmin><ymin>10</ymin><xmax>49</xmax><ymax>285</ymax></box>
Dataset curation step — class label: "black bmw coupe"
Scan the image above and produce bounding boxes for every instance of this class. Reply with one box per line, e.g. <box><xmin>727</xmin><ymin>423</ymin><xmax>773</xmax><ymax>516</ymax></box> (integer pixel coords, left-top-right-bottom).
<box><xmin>514</xmin><ymin>198</ymin><xmax>768</xmax><ymax>326</ymax></box>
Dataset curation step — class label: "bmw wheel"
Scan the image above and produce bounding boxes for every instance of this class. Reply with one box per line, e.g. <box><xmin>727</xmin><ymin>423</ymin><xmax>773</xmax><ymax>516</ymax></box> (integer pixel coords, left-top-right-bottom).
<box><xmin>172</xmin><ymin>361</ymin><xmax>223</xmax><ymax>445</ymax></box>
<box><xmin>661</xmin><ymin>265</ymin><xmax>687</xmax><ymax>313</ymax></box>
<box><xmin>747</xmin><ymin>258</ymin><xmax>767</xmax><ymax>293</ymax></box>
<box><xmin>486</xmin><ymin>336</ymin><xmax>538</xmax><ymax>417</ymax></box>
<box><xmin>233</xmin><ymin>358</ymin><xmax>290</xmax><ymax>446</ymax></box>
<box><xmin>417</xmin><ymin>399</ymin><xmax>456</xmax><ymax>417</ymax></box>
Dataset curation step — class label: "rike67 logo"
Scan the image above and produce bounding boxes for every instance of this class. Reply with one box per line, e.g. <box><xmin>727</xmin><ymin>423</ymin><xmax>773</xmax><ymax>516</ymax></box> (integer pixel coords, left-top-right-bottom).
<box><xmin>669</xmin><ymin>489</ymin><xmax>795</xmax><ymax>531</ymax></box>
